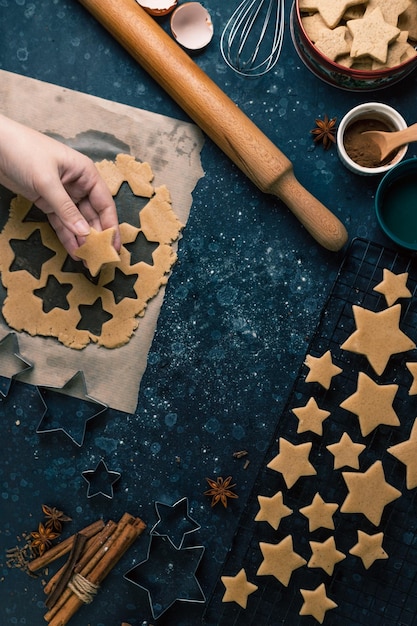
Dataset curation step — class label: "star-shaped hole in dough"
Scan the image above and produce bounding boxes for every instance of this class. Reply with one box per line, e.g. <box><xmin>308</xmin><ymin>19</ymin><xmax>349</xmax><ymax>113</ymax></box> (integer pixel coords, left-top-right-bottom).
<box><xmin>291</xmin><ymin>397</ymin><xmax>331</xmax><ymax>436</ymax></box>
<box><xmin>221</xmin><ymin>568</ymin><xmax>258</xmax><ymax>609</ymax></box>
<box><xmin>340</xmin><ymin>371</ymin><xmax>399</xmax><ymax>437</ymax></box>
<box><xmin>326</xmin><ymin>432</ymin><xmax>366</xmax><ymax>470</ymax></box>
<box><xmin>387</xmin><ymin>417</ymin><xmax>417</xmax><ymax>489</ymax></box>
<box><xmin>349</xmin><ymin>530</ymin><xmax>388</xmax><ymax>569</ymax></box>
<box><xmin>374</xmin><ymin>269</ymin><xmax>412</xmax><ymax>306</ymax></box>
<box><xmin>341</xmin><ymin>304</ymin><xmax>415</xmax><ymax>376</ymax></box>
<box><xmin>254</xmin><ymin>490</ymin><xmax>293</xmax><ymax>530</ymax></box>
<box><xmin>304</xmin><ymin>349</ymin><xmax>343</xmax><ymax>389</ymax></box>
<box><xmin>267</xmin><ymin>438</ymin><xmax>317</xmax><ymax>488</ymax></box>
<box><xmin>74</xmin><ymin>227</ymin><xmax>120</xmax><ymax>277</ymax></box>
<box><xmin>81</xmin><ymin>458</ymin><xmax>121</xmax><ymax>499</ymax></box>
<box><xmin>299</xmin><ymin>0</ymin><xmax>366</xmax><ymax>28</ymax></box>
<box><xmin>308</xmin><ymin>536</ymin><xmax>346</xmax><ymax>575</ymax></box>
<box><xmin>341</xmin><ymin>460</ymin><xmax>401</xmax><ymax>525</ymax></box>
<box><xmin>257</xmin><ymin>535</ymin><xmax>306</xmax><ymax>586</ymax></box>
<box><xmin>347</xmin><ymin>7</ymin><xmax>400</xmax><ymax>64</ymax></box>
<box><xmin>406</xmin><ymin>362</ymin><xmax>417</xmax><ymax>395</ymax></box>
<box><xmin>299</xmin><ymin>492</ymin><xmax>338</xmax><ymax>532</ymax></box>
<box><xmin>299</xmin><ymin>583</ymin><xmax>338</xmax><ymax>623</ymax></box>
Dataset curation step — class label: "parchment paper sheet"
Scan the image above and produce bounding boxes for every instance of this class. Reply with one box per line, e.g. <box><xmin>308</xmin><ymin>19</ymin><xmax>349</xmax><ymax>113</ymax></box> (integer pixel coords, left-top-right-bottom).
<box><xmin>0</xmin><ymin>70</ymin><xmax>205</xmax><ymax>413</ymax></box>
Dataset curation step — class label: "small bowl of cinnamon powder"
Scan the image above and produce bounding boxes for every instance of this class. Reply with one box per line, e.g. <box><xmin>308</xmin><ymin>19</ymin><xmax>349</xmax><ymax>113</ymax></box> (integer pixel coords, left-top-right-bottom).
<box><xmin>337</xmin><ymin>102</ymin><xmax>408</xmax><ymax>176</ymax></box>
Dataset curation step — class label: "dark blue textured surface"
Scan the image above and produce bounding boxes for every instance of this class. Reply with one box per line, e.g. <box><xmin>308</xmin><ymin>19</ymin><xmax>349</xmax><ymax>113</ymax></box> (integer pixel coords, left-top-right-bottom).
<box><xmin>0</xmin><ymin>2</ymin><xmax>417</xmax><ymax>625</ymax></box>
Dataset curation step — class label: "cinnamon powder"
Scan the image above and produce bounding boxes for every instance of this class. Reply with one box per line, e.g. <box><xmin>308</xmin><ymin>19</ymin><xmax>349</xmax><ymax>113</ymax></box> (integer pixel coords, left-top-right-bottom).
<box><xmin>343</xmin><ymin>118</ymin><xmax>396</xmax><ymax>168</ymax></box>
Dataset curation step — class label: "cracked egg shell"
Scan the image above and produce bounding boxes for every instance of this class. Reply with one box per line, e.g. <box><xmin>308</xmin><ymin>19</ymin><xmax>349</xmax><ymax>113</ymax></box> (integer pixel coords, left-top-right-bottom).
<box><xmin>136</xmin><ymin>0</ymin><xmax>177</xmax><ymax>16</ymax></box>
<box><xmin>170</xmin><ymin>2</ymin><xmax>214</xmax><ymax>51</ymax></box>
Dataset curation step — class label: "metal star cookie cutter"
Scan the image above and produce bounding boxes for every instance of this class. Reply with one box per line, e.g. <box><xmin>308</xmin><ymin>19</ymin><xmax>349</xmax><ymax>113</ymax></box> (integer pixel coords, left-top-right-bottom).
<box><xmin>81</xmin><ymin>458</ymin><xmax>121</xmax><ymax>499</ymax></box>
<box><xmin>150</xmin><ymin>497</ymin><xmax>201</xmax><ymax>549</ymax></box>
<box><xmin>0</xmin><ymin>332</ymin><xmax>33</xmax><ymax>397</ymax></box>
<box><xmin>124</xmin><ymin>534</ymin><xmax>205</xmax><ymax>620</ymax></box>
<box><xmin>36</xmin><ymin>370</ymin><xmax>107</xmax><ymax>446</ymax></box>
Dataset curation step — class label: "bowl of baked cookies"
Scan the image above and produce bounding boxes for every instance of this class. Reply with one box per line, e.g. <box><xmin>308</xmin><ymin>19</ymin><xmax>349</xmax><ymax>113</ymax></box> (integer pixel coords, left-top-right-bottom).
<box><xmin>290</xmin><ymin>0</ymin><xmax>417</xmax><ymax>90</ymax></box>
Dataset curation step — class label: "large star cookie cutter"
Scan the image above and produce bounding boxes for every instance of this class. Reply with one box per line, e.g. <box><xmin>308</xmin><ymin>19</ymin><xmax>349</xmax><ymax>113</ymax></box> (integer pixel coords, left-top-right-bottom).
<box><xmin>36</xmin><ymin>370</ymin><xmax>107</xmax><ymax>446</ymax></box>
<box><xmin>124</xmin><ymin>534</ymin><xmax>205</xmax><ymax>620</ymax></box>
<box><xmin>150</xmin><ymin>497</ymin><xmax>201</xmax><ymax>549</ymax></box>
<box><xmin>0</xmin><ymin>332</ymin><xmax>33</xmax><ymax>397</ymax></box>
<box><xmin>81</xmin><ymin>458</ymin><xmax>121</xmax><ymax>499</ymax></box>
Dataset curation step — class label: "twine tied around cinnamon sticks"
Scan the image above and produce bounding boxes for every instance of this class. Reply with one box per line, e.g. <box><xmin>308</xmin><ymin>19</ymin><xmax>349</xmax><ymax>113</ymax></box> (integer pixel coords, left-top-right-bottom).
<box><xmin>28</xmin><ymin>512</ymin><xmax>146</xmax><ymax>626</ymax></box>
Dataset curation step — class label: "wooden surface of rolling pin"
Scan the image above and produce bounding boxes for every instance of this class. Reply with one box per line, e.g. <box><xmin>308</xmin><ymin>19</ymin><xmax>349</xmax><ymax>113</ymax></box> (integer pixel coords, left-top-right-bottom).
<box><xmin>78</xmin><ymin>0</ymin><xmax>348</xmax><ymax>251</ymax></box>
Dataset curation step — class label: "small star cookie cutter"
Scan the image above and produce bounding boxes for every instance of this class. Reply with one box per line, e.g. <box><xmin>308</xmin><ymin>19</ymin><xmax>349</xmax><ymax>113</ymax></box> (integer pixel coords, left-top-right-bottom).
<box><xmin>124</xmin><ymin>534</ymin><xmax>205</xmax><ymax>620</ymax></box>
<box><xmin>0</xmin><ymin>332</ymin><xmax>33</xmax><ymax>397</ymax></box>
<box><xmin>150</xmin><ymin>497</ymin><xmax>201</xmax><ymax>549</ymax></box>
<box><xmin>81</xmin><ymin>458</ymin><xmax>121</xmax><ymax>499</ymax></box>
<box><xmin>36</xmin><ymin>370</ymin><xmax>107</xmax><ymax>447</ymax></box>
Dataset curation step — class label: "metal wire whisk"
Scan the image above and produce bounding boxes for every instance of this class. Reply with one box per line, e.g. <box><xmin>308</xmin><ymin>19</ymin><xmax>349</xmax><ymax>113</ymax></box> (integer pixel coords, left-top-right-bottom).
<box><xmin>220</xmin><ymin>0</ymin><xmax>285</xmax><ymax>77</ymax></box>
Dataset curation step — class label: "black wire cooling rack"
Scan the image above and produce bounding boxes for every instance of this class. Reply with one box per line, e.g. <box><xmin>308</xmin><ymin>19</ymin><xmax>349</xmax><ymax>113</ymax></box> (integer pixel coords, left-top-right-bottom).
<box><xmin>204</xmin><ymin>238</ymin><xmax>417</xmax><ymax>626</ymax></box>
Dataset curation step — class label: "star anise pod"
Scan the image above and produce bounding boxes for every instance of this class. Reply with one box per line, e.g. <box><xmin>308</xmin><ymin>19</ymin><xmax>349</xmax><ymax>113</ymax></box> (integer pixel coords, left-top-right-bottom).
<box><xmin>42</xmin><ymin>504</ymin><xmax>72</xmax><ymax>532</ymax></box>
<box><xmin>310</xmin><ymin>114</ymin><xmax>337</xmax><ymax>149</ymax></box>
<box><xmin>204</xmin><ymin>476</ymin><xmax>238</xmax><ymax>508</ymax></box>
<box><xmin>30</xmin><ymin>522</ymin><xmax>59</xmax><ymax>556</ymax></box>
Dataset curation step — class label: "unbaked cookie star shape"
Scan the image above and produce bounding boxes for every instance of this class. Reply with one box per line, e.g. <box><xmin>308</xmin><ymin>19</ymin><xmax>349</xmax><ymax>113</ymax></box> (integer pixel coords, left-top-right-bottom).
<box><xmin>299</xmin><ymin>583</ymin><xmax>338</xmax><ymax>623</ymax></box>
<box><xmin>267</xmin><ymin>438</ymin><xmax>317</xmax><ymax>488</ymax></box>
<box><xmin>221</xmin><ymin>568</ymin><xmax>258</xmax><ymax>609</ymax></box>
<box><xmin>74</xmin><ymin>226</ymin><xmax>120</xmax><ymax>277</ymax></box>
<box><xmin>326</xmin><ymin>432</ymin><xmax>366</xmax><ymax>469</ymax></box>
<box><xmin>349</xmin><ymin>530</ymin><xmax>388</xmax><ymax>569</ymax></box>
<box><xmin>341</xmin><ymin>304</ymin><xmax>415</xmax><ymax>376</ymax></box>
<box><xmin>341</xmin><ymin>460</ymin><xmax>401</xmax><ymax>525</ymax></box>
<box><xmin>254</xmin><ymin>491</ymin><xmax>293</xmax><ymax>530</ymax></box>
<box><xmin>406</xmin><ymin>362</ymin><xmax>417</xmax><ymax>395</ymax></box>
<box><xmin>387</xmin><ymin>417</ymin><xmax>417</xmax><ymax>489</ymax></box>
<box><xmin>304</xmin><ymin>350</ymin><xmax>343</xmax><ymax>389</ymax></box>
<box><xmin>298</xmin><ymin>0</ymin><xmax>366</xmax><ymax>28</ymax></box>
<box><xmin>257</xmin><ymin>535</ymin><xmax>306</xmax><ymax>586</ymax></box>
<box><xmin>292</xmin><ymin>397</ymin><xmax>331</xmax><ymax>436</ymax></box>
<box><xmin>299</xmin><ymin>492</ymin><xmax>339</xmax><ymax>532</ymax></box>
<box><xmin>374</xmin><ymin>268</ymin><xmax>412</xmax><ymax>306</ymax></box>
<box><xmin>308</xmin><ymin>536</ymin><xmax>346</xmax><ymax>575</ymax></box>
<box><xmin>347</xmin><ymin>7</ymin><xmax>400</xmax><ymax>64</ymax></box>
<box><xmin>340</xmin><ymin>371</ymin><xmax>399</xmax><ymax>437</ymax></box>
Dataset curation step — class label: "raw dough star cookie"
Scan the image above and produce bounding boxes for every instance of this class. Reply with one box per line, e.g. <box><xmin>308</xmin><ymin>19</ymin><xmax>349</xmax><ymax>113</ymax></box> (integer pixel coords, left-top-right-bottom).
<box><xmin>326</xmin><ymin>432</ymin><xmax>366</xmax><ymax>469</ymax></box>
<box><xmin>307</xmin><ymin>536</ymin><xmax>346</xmax><ymax>575</ymax></box>
<box><xmin>340</xmin><ymin>371</ymin><xmax>400</xmax><ymax>437</ymax></box>
<box><xmin>254</xmin><ymin>490</ymin><xmax>293</xmax><ymax>530</ymax></box>
<box><xmin>349</xmin><ymin>530</ymin><xmax>388</xmax><ymax>569</ymax></box>
<box><xmin>299</xmin><ymin>583</ymin><xmax>338</xmax><ymax>623</ymax></box>
<box><xmin>341</xmin><ymin>460</ymin><xmax>401</xmax><ymax>525</ymax></box>
<box><xmin>221</xmin><ymin>568</ymin><xmax>258</xmax><ymax>608</ymax></box>
<box><xmin>406</xmin><ymin>362</ymin><xmax>417</xmax><ymax>394</ymax></box>
<box><xmin>299</xmin><ymin>492</ymin><xmax>339</xmax><ymax>532</ymax></box>
<box><xmin>291</xmin><ymin>397</ymin><xmax>331</xmax><ymax>435</ymax></box>
<box><xmin>304</xmin><ymin>349</ymin><xmax>343</xmax><ymax>389</ymax></box>
<box><xmin>341</xmin><ymin>304</ymin><xmax>415</xmax><ymax>375</ymax></box>
<box><xmin>0</xmin><ymin>156</ymin><xmax>184</xmax><ymax>349</ymax></box>
<box><xmin>387</xmin><ymin>417</ymin><xmax>417</xmax><ymax>489</ymax></box>
<box><xmin>257</xmin><ymin>535</ymin><xmax>306</xmax><ymax>586</ymax></box>
<box><xmin>267</xmin><ymin>438</ymin><xmax>317</xmax><ymax>488</ymax></box>
<box><xmin>74</xmin><ymin>227</ymin><xmax>120</xmax><ymax>277</ymax></box>
<box><xmin>373</xmin><ymin>268</ymin><xmax>412</xmax><ymax>306</ymax></box>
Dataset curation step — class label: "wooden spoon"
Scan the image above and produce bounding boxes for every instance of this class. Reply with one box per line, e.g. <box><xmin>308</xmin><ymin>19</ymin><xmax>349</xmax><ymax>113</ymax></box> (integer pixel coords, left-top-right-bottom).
<box><xmin>362</xmin><ymin>123</ymin><xmax>417</xmax><ymax>162</ymax></box>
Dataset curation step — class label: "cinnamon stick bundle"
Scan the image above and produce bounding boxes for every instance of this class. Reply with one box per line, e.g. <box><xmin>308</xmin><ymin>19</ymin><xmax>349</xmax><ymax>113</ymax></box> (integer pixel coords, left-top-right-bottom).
<box><xmin>44</xmin><ymin>514</ymin><xmax>146</xmax><ymax>626</ymax></box>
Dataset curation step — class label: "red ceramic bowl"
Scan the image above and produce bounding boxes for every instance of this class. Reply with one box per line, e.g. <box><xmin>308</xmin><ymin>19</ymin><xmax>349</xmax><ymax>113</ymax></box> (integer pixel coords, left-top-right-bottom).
<box><xmin>290</xmin><ymin>1</ymin><xmax>417</xmax><ymax>91</ymax></box>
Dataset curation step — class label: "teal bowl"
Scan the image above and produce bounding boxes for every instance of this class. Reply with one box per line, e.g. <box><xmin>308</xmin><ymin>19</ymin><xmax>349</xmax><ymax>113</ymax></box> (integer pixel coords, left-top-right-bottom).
<box><xmin>375</xmin><ymin>158</ymin><xmax>417</xmax><ymax>250</ymax></box>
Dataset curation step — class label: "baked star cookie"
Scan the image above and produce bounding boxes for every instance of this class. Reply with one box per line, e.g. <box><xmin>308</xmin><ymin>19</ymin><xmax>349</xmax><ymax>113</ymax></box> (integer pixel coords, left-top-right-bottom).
<box><xmin>254</xmin><ymin>491</ymin><xmax>293</xmax><ymax>530</ymax></box>
<box><xmin>373</xmin><ymin>268</ymin><xmax>412</xmax><ymax>306</ymax></box>
<box><xmin>299</xmin><ymin>583</ymin><xmax>338</xmax><ymax>623</ymax></box>
<box><xmin>348</xmin><ymin>7</ymin><xmax>400</xmax><ymax>64</ymax></box>
<box><xmin>326</xmin><ymin>432</ymin><xmax>366</xmax><ymax>469</ymax></box>
<box><xmin>387</xmin><ymin>417</ymin><xmax>417</xmax><ymax>489</ymax></box>
<box><xmin>299</xmin><ymin>0</ymin><xmax>367</xmax><ymax>29</ymax></box>
<box><xmin>221</xmin><ymin>568</ymin><xmax>258</xmax><ymax>608</ymax></box>
<box><xmin>304</xmin><ymin>349</ymin><xmax>343</xmax><ymax>389</ymax></box>
<box><xmin>267</xmin><ymin>438</ymin><xmax>317</xmax><ymax>488</ymax></box>
<box><xmin>291</xmin><ymin>397</ymin><xmax>331</xmax><ymax>436</ymax></box>
<box><xmin>341</xmin><ymin>460</ymin><xmax>401</xmax><ymax>525</ymax></box>
<box><xmin>340</xmin><ymin>371</ymin><xmax>399</xmax><ymax>437</ymax></box>
<box><xmin>349</xmin><ymin>530</ymin><xmax>388</xmax><ymax>569</ymax></box>
<box><xmin>299</xmin><ymin>492</ymin><xmax>339</xmax><ymax>532</ymax></box>
<box><xmin>341</xmin><ymin>304</ymin><xmax>416</xmax><ymax>376</ymax></box>
<box><xmin>257</xmin><ymin>535</ymin><xmax>306</xmax><ymax>586</ymax></box>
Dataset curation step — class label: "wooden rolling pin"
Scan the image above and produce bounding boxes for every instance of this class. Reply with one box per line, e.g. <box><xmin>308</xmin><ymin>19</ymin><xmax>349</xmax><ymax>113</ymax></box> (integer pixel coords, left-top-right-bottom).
<box><xmin>78</xmin><ymin>0</ymin><xmax>348</xmax><ymax>251</ymax></box>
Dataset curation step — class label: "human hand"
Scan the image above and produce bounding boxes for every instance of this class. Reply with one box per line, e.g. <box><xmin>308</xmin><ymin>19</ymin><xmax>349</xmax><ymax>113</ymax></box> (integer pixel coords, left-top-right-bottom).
<box><xmin>0</xmin><ymin>114</ymin><xmax>120</xmax><ymax>258</ymax></box>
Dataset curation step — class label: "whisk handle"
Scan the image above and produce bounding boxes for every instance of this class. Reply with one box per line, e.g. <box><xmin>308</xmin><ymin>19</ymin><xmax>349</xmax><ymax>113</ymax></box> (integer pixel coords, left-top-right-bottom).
<box><xmin>78</xmin><ymin>0</ymin><xmax>348</xmax><ymax>252</ymax></box>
